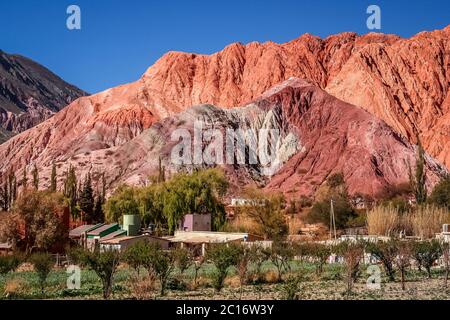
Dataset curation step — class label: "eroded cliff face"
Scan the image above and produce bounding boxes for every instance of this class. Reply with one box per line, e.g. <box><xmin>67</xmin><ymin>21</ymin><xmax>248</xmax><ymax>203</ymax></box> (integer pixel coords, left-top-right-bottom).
<box><xmin>2</xmin><ymin>78</ymin><xmax>445</xmax><ymax>199</ymax></box>
<box><xmin>140</xmin><ymin>26</ymin><xmax>449</xmax><ymax>167</ymax></box>
<box><xmin>0</xmin><ymin>27</ymin><xmax>448</xmax><ymax>198</ymax></box>
<box><xmin>0</xmin><ymin>50</ymin><xmax>86</xmax><ymax>137</ymax></box>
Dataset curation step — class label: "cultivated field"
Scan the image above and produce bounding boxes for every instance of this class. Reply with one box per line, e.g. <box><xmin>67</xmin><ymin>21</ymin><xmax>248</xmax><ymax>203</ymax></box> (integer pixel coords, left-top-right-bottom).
<box><xmin>1</xmin><ymin>261</ymin><xmax>449</xmax><ymax>300</ymax></box>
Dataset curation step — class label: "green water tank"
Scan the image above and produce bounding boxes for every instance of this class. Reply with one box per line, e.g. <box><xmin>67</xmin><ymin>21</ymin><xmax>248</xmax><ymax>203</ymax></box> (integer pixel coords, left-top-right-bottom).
<box><xmin>123</xmin><ymin>214</ymin><xmax>141</xmax><ymax>236</ymax></box>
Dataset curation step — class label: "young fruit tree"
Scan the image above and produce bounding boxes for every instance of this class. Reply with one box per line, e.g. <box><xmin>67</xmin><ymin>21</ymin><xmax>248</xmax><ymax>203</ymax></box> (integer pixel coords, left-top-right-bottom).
<box><xmin>394</xmin><ymin>240</ymin><xmax>413</xmax><ymax>291</ymax></box>
<box><xmin>29</xmin><ymin>252</ymin><xmax>54</xmax><ymax>295</ymax></box>
<box><xmin>366</xmin><ymin>240</ymin><xmax>397</xmax><ymax>282</ymax></box>
<box><xmin>412</xmin><ymin>240</ymin><xmax>442</xmax><ymax>279</ymax></box>
<box><xmin>82</xmin><ymin>248</ymin><xmax>121</xmax><ymax>299</ymax></box>
<box><xmin>206</xmin><ymin>243</ymin><xmax>240</xmax><ymax>292</ymax></box>
<box><xmin>335</xmin><ymin>241</ymin><xmax>364</xmax><ymax>295</ymax></box>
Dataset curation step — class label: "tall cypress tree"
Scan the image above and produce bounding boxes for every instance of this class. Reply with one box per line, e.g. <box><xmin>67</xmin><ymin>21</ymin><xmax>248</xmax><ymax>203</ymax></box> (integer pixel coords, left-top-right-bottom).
<box><xmin>93</xmin><ymin>195</ymin><xmax>105</xmax><ymax>223</ymax></box>
<box><xmin>50</xmin><ymin>163</ymin><xmax>57</xmax><ymax>192</ymax></box>
<box><xmin>8</xmin><ymin>172</ymin><xmax>16</xmax><ymax>206</ymax></box>
<box><xmin>64</xmin><ymin>165</ymin><xmax>78</xmax><ymax>218</ymax></box>
<box><xmin>22</xmin><ymin>166</ymin><xmax>28</xmax><ymax>189</ymax></box>
<box><xmin>410</xmin><ymin>139</ymin><xmax>427</xmax><ymax>204</ymax></box>
<box><xmin>79</xmin><ymin>173</ymin><xmax>95</xmax><ymax>223</ymax></box>
<box><xmin>1</xmin><ymin>180</ymin><xmax>8</xmax><ymax>211</ymax></box>
<box><xmin>32</xmin><ymin>164</ymin><xmax>39</xmax><ymax>190</ymax></box>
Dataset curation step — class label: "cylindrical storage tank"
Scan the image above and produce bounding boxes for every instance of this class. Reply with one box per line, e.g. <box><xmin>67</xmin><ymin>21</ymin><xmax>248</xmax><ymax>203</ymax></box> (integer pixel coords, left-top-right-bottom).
<box><xmin>123</xmin><ymin>214</ymin><xmax>141</xmax><ymax>236</ymax></box>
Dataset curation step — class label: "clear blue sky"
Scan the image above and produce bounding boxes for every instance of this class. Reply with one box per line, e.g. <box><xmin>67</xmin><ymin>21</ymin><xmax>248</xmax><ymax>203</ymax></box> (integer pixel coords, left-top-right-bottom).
<box><xmin>1</xmin><ymin>0</ymin><xmax>449</xmax><ymax>93</ymax></box>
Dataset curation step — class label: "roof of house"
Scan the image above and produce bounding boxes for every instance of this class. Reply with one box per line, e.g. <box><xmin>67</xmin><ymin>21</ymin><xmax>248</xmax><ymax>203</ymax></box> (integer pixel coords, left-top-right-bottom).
<box><xmin>101</xmin><ymin>229</ymin><xmax>128</xmax><ymax>241</ymax></box>
<box><xmin>164</xmin><ymin>231</ymin><xmax>250</xmax><ymax>244</ymax></box>
<box><xmin>69</xmin><ymin>224</ymin><xmax>102</xmax><ymax>238</ymax></box>
<box><xmin>100</xmin><ymin>235</ymin><xmax>166</xmax><ymax>245</ymax></box>
<box><xmin>87</xmin><ymin>223</ymin><xmax>118</xmax><ymax>236</ymax></box>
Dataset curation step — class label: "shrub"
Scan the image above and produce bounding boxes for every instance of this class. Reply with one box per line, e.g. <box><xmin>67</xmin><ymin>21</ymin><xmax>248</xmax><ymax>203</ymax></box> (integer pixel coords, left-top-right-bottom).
<box><xmin>3</xmin><ymin>277</ymin><xmax>28</xmax><ymax>299</ymax></box>
<box><xmin>327</xmin><ymin>172</ymin><xmax>345</xmax><ymax>188</ymax></box>
<box><xmin>280</xmin><ymin>274</ymin><xmax>304</xmax><ymax>300</ymax></box>
<box><xmin>206</xmin><ymin>243</ymin><xmax>240</xmax><ymax>292</ymax></box>
<box><xmin>127</xmin><ymin>273</ymin><xmax>155</xmax><ymax>300</ymax></box>
<box><xmin>29</xmin><ymin>252</ymin><xmax>54</xmax><ymax>295</ymax></box>
<box><xmin>0</xmin><ymin>253</ymin><xmax>23</xmax><ymax>276</ymax></box>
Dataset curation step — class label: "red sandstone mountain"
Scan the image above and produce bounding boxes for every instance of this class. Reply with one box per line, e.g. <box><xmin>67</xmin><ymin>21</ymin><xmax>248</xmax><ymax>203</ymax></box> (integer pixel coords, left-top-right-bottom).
<box><xmin>0</xmin><ymin>78</ymin><xmax>446</xmax><ymax>200</ymax></box>
<box><xmin>141</xmin><ymin>26</ymin><xmax>450</xmax><ymax>168</ymax></box>
<box><xmin>0</xmin><ymin>26</ymin><xmax>448</xmax><ymax>197</ymax></box>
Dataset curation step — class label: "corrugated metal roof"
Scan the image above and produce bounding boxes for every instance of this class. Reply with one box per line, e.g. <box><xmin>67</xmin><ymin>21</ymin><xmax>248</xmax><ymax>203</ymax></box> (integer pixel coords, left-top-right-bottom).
<box><xmin>87</xmin><ymin>223</ymin><xmax>118</xmax><ymax>236</ymax></box>
<box><xmin>101</xmin><ymin>229</ymin><xmax>127</xmax><ymax>241</ymax></box>
<box><xmin>69</xmin><ymin>224</ymin><xmax>101</xmax><ymax>237</ymax></box>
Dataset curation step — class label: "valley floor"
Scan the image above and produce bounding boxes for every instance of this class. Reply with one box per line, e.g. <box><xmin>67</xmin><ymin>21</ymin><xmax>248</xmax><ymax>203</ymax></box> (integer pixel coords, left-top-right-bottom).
<box><xmin>1</xmin><ymin>262</ymin><xmax>449</xmax><ymax>300</ymax></box>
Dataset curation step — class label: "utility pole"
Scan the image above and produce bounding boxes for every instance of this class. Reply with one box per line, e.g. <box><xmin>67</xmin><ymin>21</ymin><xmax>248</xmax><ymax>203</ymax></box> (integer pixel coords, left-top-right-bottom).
<box><xmin>330</xmin><ymin>199</ymin><xmax>337</xmax><ymax>241</ymax></box>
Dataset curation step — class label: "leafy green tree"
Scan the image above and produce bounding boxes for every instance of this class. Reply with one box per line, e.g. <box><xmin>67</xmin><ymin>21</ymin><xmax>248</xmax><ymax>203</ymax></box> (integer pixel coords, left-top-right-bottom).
<box><xmin>163</xmin><ymin>168</ymin><xmax>228</xmax><ymax>234</ymax></box>
<box><xmin>174</xmin><ymin>247</ymin><xmax>192</xmax><ymax>276</ymax></box>
<box><xmin>412</xmin><ymin>240</ymin><xmax>442</xmax><ymax>278</ymax></box>
<box><xmin>30</xmin><ymin>252</ymin><xmax>54</xmax><ymax>295</ymax></box>
<box><xmin>104</xmin><ymin>185</ymin><xmax>140</xmax><ymax>223</ymax></box>
<box><xmin>304</xmin><ymin>243</ymin><xmax>331</xmax><ymax>275</ymax></box>
<box><xmin>207</xmin><ymin>243</ymin><xmax>241</xmax><ymax>292</ymax></box>
<box><xmin>428</xmin><ymin>175</ymin><xmax>450</xmax><ymax>210</ymax></box>
<box><xmin>151</xmin><ymin>247</ymin><xmax>176</xmax><ymax>296</ymax></box>
<box><xmin>136</xmin><ymin>184</ymin><xmax>165</xmax><ymax>230</ymax></box>
<box><xmin>237</xmin><ymin>188</ymin><xmax>288</xmax><ymax>240</ymax></box>
<box><xmin>82</xmin><ymin>248</ymin><xmax>121</xmax><ymax>299</ymax></box>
